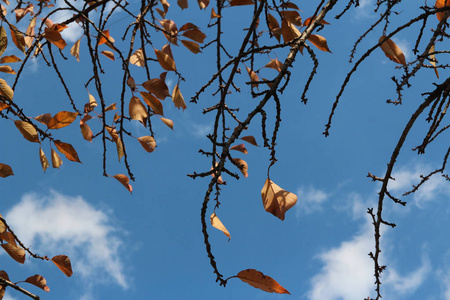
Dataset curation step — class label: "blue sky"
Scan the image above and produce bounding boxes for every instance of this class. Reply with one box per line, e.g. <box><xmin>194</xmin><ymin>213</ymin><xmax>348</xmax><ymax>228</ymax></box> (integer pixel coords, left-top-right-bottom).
<box><xmin>1</xmin><ymin>0</ymin><xmax>450</xmax><ymax>299</ymax></box>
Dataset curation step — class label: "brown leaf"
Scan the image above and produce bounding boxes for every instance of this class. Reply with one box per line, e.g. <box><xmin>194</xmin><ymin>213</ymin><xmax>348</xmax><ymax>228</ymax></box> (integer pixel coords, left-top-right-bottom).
<box><xmin>25</xmin><ymin>275</ymin><xmax>50</xmax><ymax>292</ymax></box>
<box><xmin>14</xmin><ymin>120</ymin><xmax>39</xmax><ymax>143</ymax></box>
<box><xmin>1</xmin><ymin>243</ymin><xmax>25</xmax><ymax>264</ymax></box>
<box><xmin>51</xmin><ymin>148</ymin><xmax>63</xmax><ymax>169</ymax></box>
<box><xmin>34</xmin><ymin>113</ymin><xmax>52</xmax><ymax>126</ymax></box>
<box><xmin>54</xmin><ymin>140</ymin><xmax>81</xmax><ymax>163</ymax></box>
<box><xmin>281</xmin><ymin>19</ymin><xmax>300</xmax><ymax>44</ymax></box>
<box><xmin>303</xmin><ymin>17</ymin><xmax>330</xmax><ymax>27</ymax></box>
<box><xmin>0</xmin><ymin>102</ymin><xmax>9</xmax><ymax>111</ymax></box>
<box><xmin>177</xmin><ymin>0</ymin><xmax>188</xmax><ymax>9</ymax></box>
<box><xmin>230</xmin><ymin>0</ymin><xmax>254</xmax><ymax>5</ymax></box>
<box><xmin>0</xmin><ymin>78</ymin><xmax>14</xmax><ymax>101</ymax></box>
<box><xmin>267</xmin><ymin>14</ymin><xmax>280</xmax><ymax>42</ymax></box>
<box><xmin>0</xmin><ymin>214</ymin><xmax>6</xmax><ymax>233</ymax></box>
<box><xmin>101</xmin><ymin>50</ymin><xmax>115</xmax><ymax>61</ymax></box>
<box><xmin>246</xmin><ymin>67</ymin><xmax>259</xmax><ymax>89</ymax></box>
<box><xmin>113</xmin><ymin>174</ymin><xmax>132</xmax><ymax>194</ymax></box>
<box><xmin>181</xmin><ymin>29</ymin><xmax>206</xmax><ymax>43</ymax></box>
<box><xmin>308</xmin><ymin>34</ymin><xmax>332</xmax><ymax>53</ymax></box>
<box><xmin>159</xmin><ymin>19</ymin><xmax>178</xmax><ymax>45</ymax></box>
<box><xmin>52</xmin><ymin>255</ymin><xmax>73</xmax><ymax>277</ymax></box>
<box><xmin>230</xmin><ymin>144</ymin><xmax>248</xmax><ymax>154</ymax></box>
<box><xmin>155</xmin><ymin>49</ymin><xmax>177</xmax><ymax>71</ymax></box>
<box><xmin>9</xmin><ymin>24</ymin><xmax>25</xmax><ymax>53</ymax></box>
<box><xmin>236</xmin><ymin>269</ymin><xmax>290</xmax><ymax>294</ymax></box>
<box><xmin>280</xmin><ymin>2</ymin><xmax>300</xmax><ymax>10</ymax></box>
<box><xmin>130</xmin><ymin>48</ymin><xmax>145</xmax><ymax>67</ymax></box>
<box><xmin>232</xmin><ymin>158</ymin><xmax>248</xmax><ymax>177</ymax></box>
<box><xmin>141</xmin><ymin>91</ymin><xmax>164</xmax><ymax>115</ymax></box>
<box><xmin>105</xmin><ymin>103</ymin><xmax>117</xmax><ymax>112</ymax></box>
<box><xmin>379</xmin><ymin>36</ymin><xmax>406</xmax><ymax>66</ymax></box>
<box><xmin>47</xmin><ymin>111</ymin><xmax>78</xmax><ymax>129</ymax></box>
<box><xmin>280</xmin><ymin>10</ymin><xmax>302</xmax><ymax>26</ymax></box>
<box><xmin>210</xmin><ymin>213</ymin><xmax>230</xmax><ymax>239</ymax></box>
<box><xmin>0</xmin><ymin>163</ymin><xmax>14</xmax><ymax>178</ymax></box>
<box><xmin>14</xmin><ymin>3</ymin><xmax>34</xmax><ymax>23</ymax></box>
<box><xmin>172</xmin><ymin>84</ymin><xmax>187</xmax><ymax>110</ymax></box>
<box><xmin>142</xmin><ymin>78</ymin><xmax>171</xmax><ymax>100</ymax></box>
<box><xmin>39</xmin><ymin>148</ymin><xmax>49</xmax><ymax>172</ymax></box>
<box><xmin>24</xmin><ymin>17</ymin><xmax>36</xmax><ymax>49</ymax></box>
<box><xmin>160</xmin><ymin>117</ymin><xmax>174</xmax><ymax>130</ymax></box>
<box><xmin>179</xmin><ymin>23</ymin><xmax>199</xmax><ymax>31</ymax></box>
<box><xmin>0</xmin><ymin>26</ymin><xmax>7</xmax><ymax>58</ymax></box>
<box><xmin>127</xmin><ymin>77</ymin><xmax>136</xmax><ymax>91</ymax></box>
<box><xmin>429</xmin><ymin>44</ymin><xmax>439</xmax><ymax>79</ymax></box>
<box><xmin>87</xmin><ymin>92</ymin><xmax>98</xmax><ymax>110</ymax></box>
<box><xmin>44</xmin><ymin>25</ymin><xmax>67</xmax><ymax>50</ymax></box>
<box><xmin>0</xmin><ymin>65</ymin><xmax>15</xmax><ymax>74</ymax></box>
<box><xmin>106</xmin><ymin>127</ymin><xmax>124</xmax><ymax>161</ymax></box>
<box><xmin>0</xmin><ymin>55</ymin><xmax>21</xmax><ymax>63</ymax></box>
<box><xmin>80</xmin><ymin>120</ymin><xmax>93</xmax><ymax>142</ymax></box>
<box><xmin>0</xmin><ymin>270</ymin><xmax>8</xmax><ymax>299</ymax></box>
<box><xmin>181</xmin><ymin>40</ymin><xmax>201</xmax><ymax>54</ymax></box>
<box><xmin>261</xmin><ymin>178</ymin><xmax>297</xmax><ymax>221</ymax></box>
<box><xmin>264</xmin><ymin>58</ymin><xmax>283</xmax><ymax>72</ymax></box>
<box><xmin>241</xmin><ymin>135</ymin><xmax>258</xmax><ymax>146</ymax></box>
<box><xmin>129</xmin><ymin>96</ymin><xmax>148</xmax><ymax>126</ymax></box>
<box><xmin>138</xmin><ymin>136</ymin><xmax>156</xmax><ymax>153</ymax></box>
<box><xmin>0</xmin><ymin>231</ymin><xmax>16</xmax><ymax>244</ymax></box>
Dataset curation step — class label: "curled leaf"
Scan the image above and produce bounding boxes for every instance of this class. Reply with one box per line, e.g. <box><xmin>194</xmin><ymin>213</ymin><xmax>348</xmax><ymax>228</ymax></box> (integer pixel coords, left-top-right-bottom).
<box><xmin>52</xmin><ymin>255</ymin><xmax>73</xmax><ymax>277</ymax></box>
<box><xmin>241</xmin><ymin>135</ymin><xmax>258</xmax><ymax>146</ymax></box>
<box><xmin>0</xmin><ymin>78</ymin><xmax>14</xmax><ymax>101</ymax></box>
<box><xmin>129</xmin><ymin>96</ymin><xmax>148</xmax><ymax>126</ymax></box>
<box><xmin>1</xmin><ymin>243</ymin><xmax>25</xmax><ymax>263</ymax></box>
<box><xmin>155</xmin><ymin>49</ymin><xmax>177</xmax><ymax>71</ymax></box>
<box><xmin>379</xmin><ymin>36</ymin><xmax>406</xmax><ymax>66</ymax></box>
<box><xmin>141</xmin><ymin>92</ymin><xmax>164</xmax><ymax>115</ymax></box>
<box><xmin>236</xmin><ymin>269</ymin><xmax>290</xmax><ymax>294</ymax></box>
<box><xmin>261</xmin><ymin>178</ymin><xmax>297</xmax><ymax>221</ymax></box>
<box><xmin>80</xmin><ymin>120</ymin><xmax>93</xmax><ymax>142</ymax></box>
<box><xmin>130</xmin><ymin>49</ymin><xmax>145</xmax><ymax>67</ymax></box>
<box><xmin>51</xmin><ymin>148</ymin><xmax>63</xmax><ymax>169</ymax></box>
<box><xmin>138</xmin><ymin>136</ymin><xmax>156</xmax><ymax>153</ymax></box>
<box><xmin>113</xmin><ymin>174</ymin><xmax>133</xmax><ymax>193</ymax></box>
<box><xmin>39</xmin><ymin>148</ymin><xmax>49</xmax><ymax>172</ymax></box>
<box><xmin>25</xmin><ymin>275</ymin><xmax>50</xmax><ymax>292</ymax></box>
<box><xmin>142</xmin><ymin>78</ymin><xmax>171</xmax><ymax>100</ymax></box>
<box><xmin>160</xmin><ymin>117</ymin><xmax>174</xmax><ymax>130</ymax></box>
<box><xmin>172</xmin><ymin>84</ymin><xmax>187</xmax><ymax>110</ymax></box>
<box><xmin>210</xmin><ymin>213</ymin><xmax>230</xmax><ymax>239</ymax></box>
<box><xmin>232</xmin><ymin>158</ymin><xmax>248</xmax><ymax>177</ymax></box>
<box><xmin>101</xmin><ymin>50</ymin><xmax>115</xmax><ymax>61</ymax></box>
<box><xmin>230</xmin><ymin>144</ymin><xmax>248</xmax><ymax>154</ymax></box>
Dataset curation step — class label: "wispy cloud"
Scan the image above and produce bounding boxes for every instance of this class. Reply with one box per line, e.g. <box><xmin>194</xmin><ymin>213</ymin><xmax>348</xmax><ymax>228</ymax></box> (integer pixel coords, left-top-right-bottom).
<box><xmin>296</xmin><ymin>186</ymin><xmax>329</xmax><ymax>215</ymax></box>
<box><xmin>4</xmin><ymin>191</ymin><xmax>129</xmax><ymax>289</ymax></box>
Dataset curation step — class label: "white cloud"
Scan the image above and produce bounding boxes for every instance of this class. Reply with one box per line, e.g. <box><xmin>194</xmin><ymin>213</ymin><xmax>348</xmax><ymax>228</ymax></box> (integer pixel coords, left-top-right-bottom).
<box><xmin>4</xmin><ymin>191</ymin><xmax>128</xmax><ymax>289</ymax></box>
<box><xmin>296</xmin><ymin>186</ymin><xmax>329</xmax><ymax>215</ymax></box>
<box><xmin>353</xmin><ymin>0</ymin><xmax>375</xmax><ymax>20</ymax></box>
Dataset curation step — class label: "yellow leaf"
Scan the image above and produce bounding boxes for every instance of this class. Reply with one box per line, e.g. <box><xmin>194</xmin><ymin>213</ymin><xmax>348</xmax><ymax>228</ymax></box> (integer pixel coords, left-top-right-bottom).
<box><xmin>9</xmin><ymin>24</ymin><xmax>25</xmax><ymax>53</ymax></box>
<box><xmin>172</xmin><ymin>84</ymin><xmax>187</xmax><ymax>110</ymax></box>
<box><xmin>181</xmin><ymin>40</ymin><xmax>201</xmax><ymax>54</ymax></box>
<box><xmin>51</xmin><ymin>148</ymin><xmax>63</xmax><ymax>169</ymax></box>
<box><xmin>25</xmin><ymin>275</ymin><xmax>50</xmax><ymax>292</ymax></box>
<box><xmin>0</xmin><ymin>65</ymin><xmax>15</xmax><ymax>74</ymax></box>
<box><xmin>230</xmin><ymin>144</ymin><xmax>248</xmax><ymax>154</ymax></box>
<box><xmin>232</xmin><ymin>158</ymin><xmax>248</xmax><ymax>177</ymax></box>
<box><xmin>241</xmin><ymin>135</ymin><xmax>258</xmax><ymax>146</ymax></box>
<box><xmin>261</xmin><ymin>178</ymin><xmax>297</xmax><ymax>221</ymax></box>
<box><xmin>0</xmin><ymin>26</ymin><xmax>7</xmax><ymax>58</ymax></box>
<box><xmin>52</xmin><ymin>255</ymin><xmax>73</xmax><ymax>277</ymax></box>
<box><xmin>14</xmin><ymin>120</ymin><xmax>39</xmax><ymax>143</ymax></box>
<box><xmin>160</xmin><ymin>117</ymin><xmax>174</xmax><ymax>130</ymax></box>
<box><xmin>379</xmin><ymin>36</ymin><xmax>406</xmax><ymax>66</ymax></box>
<box><xmin>47</xmin><ymin>111</ymin><xmax>78</xmax><ymax>129</ymax></box>
<box><xmin>197</xmin><ymin>0</ymin><xmax>209</xmax><ymax>9</ymax></box>
<box><xmin>129</xmin><ymin>96</ymin><xmax>148</xmax><ymax>126</ymax></box>
<box><xmin>113</xmin><ymin>174</ymin><xmax>133</xmax><ymax>194</ymax></box>
<box><xmin>0</xmin><ymin>78</ymin><xmax>14</xmax><ymax>101</ymax></box>
<box><xmin>130</xmin><ymin>48</ymin><xmax>145</xmax><ymax>66</ymax></box>
<box><xmin>138</xmin><ymin>136</ymin><xmax>157</xmax><ymax>153</ymax></box>
<box><xmin>142</xmin><ymin>78</ymin><xmax>171</xmax><ymax>100</ymax></box>
<box><xmin>210</xmin><ymin>213</ymin><xmax>230</xmax><ymax>239</ymax></box>
<box><xmin>308</xmin><ymin>34</ymin><xmax>332</xmax><ymax>53</ymax></box>
<box><xmin>101</xmin><ymin>50</ymin><xmax>115</xmax><ymax>61</ymax></box>
<box><xmin>54</xmin><ymin>140</ymin><xmax>82</xmax><ymax>163</ymax></box>
<box><xmin>0</xmin><ymin>55</ymin><xmax>21</xmax><ymax>63</ymax></box>
<box><xmin>39</xmin><ymin>148</ymin><xmax>49</xmax><ymax>172</ymax></box>
<box><xmin>80</xmin><ymin>120</ymin><xmax>93</xmax><ymax>142</ymax></box>
<box><xmin>236</xmin><ymin>269</ymin><xmax>290</xmax><ymax>294</ymax></box>
<box><xmin>141</xmin><ymin>92</ymin><xmax>163</xmax><ymax>115</ymax></box>
<box><xmin>1</xmin><ymin>243</ymin><xmax>25</xmax><ymax>264</ymax></box>
<box><xmin>0</xmin><ymin>163</ymin><xmax>14</xmax><ymax>178</ymax></box>
<box><xmin>71</xmin><ymin>38</ymin><xmax>81</xmax><ymax>61</ymax></box>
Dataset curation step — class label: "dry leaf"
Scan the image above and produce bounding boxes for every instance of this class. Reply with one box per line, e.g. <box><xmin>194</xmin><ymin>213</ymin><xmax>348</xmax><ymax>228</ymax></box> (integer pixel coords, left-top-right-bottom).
<box><xmin>241</xmin><ymin>135</ymin><xmax>258</xmax><ymax>146</ymax></box>
<box><xmin>14</xmin><ymin>3</ymin><xmax>34</xmax><ymax>23</ymax></box>
<box><xmin>230</xmin><ymin>0</ymin><xmax>254</xmax><ymax>5</ymax></box>
<box><xmin>0</xmin><ymin>163</ymin><xmax>14</xmax><ymax>178</ymax></box>
<box><xmin>105</xmin><ymin>103</ymin><xmax>117</xmax><ymax>112</ymax></box>
<box><xmin>267</xmin><ymin>14</ymin><xmax>281</xmax><ymax>42</ymax></box>
<box><xmin>265</xmin><ymin>58</ymin><xmax>283</xmax><ymax>72</ymax></box>
<box><xmin>0</xmin><ymin>78</ymin><xmax>14</xmax><ymax>101</ymax></box>
<box><xmin>181</xmin><ymin>29</ymin><xmax>206</xmax><ymax>43</ymax></box>
<box><xmin>181</xmin><ymin>40</ymin><xmax>201</xmax><ymax>54</ymax></box>
<box><xmin>261</xmin><ymin>178</ymin><xmax>297</xmax><ymax>221</ymax></box>
<box><xmin>44</xmin><ymin>25</ymin><xmax>67</xmax><ymax>50</ymax></box>
<box><xmin>303</xmin><ymin>17</ymin><xmax>330</xmax><ymax>27</ymax></box>
<box><xmin>210</xmin><ymin>213</ymin><xmax>230</xmax><ymax>239</ymax></box>
<box><xmin>98</xmin><ymin>29</ymin><xmax>114</xmax><ymax>45</ymax></box>
<box><xmin>230</xmin><ymin>144</ymin><xmax>248</xmax><ymax>154</ymax></box>
<box><xmin>0</xmin><ymin>55</ymin><xmax>21</xmax><ymax>63</ymax></box>
<box><xmin>39</xmin><ymin>148</ymin><xmax>49</xmax><ymax>172</ymax></box>
<box><xmin>178</xmin><ymin>0</ymin><xmax>188</xmax><ymax>9</ymax></box>
<box><xmin>24</xmin><ymin>17</ymin><xmax>36</xmax><ymax>49</ymax></box>
<box><xmin>142</xmin><ymin>78</ymin><xmax>171</xmax><ymax>100</ymax></box>
<box><xmin>130</xmin><ymin>48</ymin><xmax>145</xmax><ymax>67</ymax></box>
<box><xmin>106</xmin><ymin>127</ymin><xmax>124</xmax><ymax>161</ymax></box>
<box><xmin>436</xmin><ymin>0</ymin><xmax>450</xmax><ymax>21</ymax></box>
<box><xmin>236</xmin><ymin>269</ymin><xmax>290</xmax><ymax>294</ymax></box>
<box><xmin>232</xmin><ymin>158</ymin><xmax>248</xmax><ymax>177</ymax></box>
<box><xmin>52</xmin><ymin>255</ymin><xmax>73</xmax><ymax>277</ymax></box>
<box><xmin>160</xmin><ymin>19</ymin><xmax>178</xmax><ymax>45</ymax></box>
<box><xmin>429</xmin><ymin>44</ymin><xmax>439</xmax><ymax>79</ymax></box>
<box><xmin>280</xmin><ymin>10</ymin><xmax>302</xmax><ymax>26</ymax></box>
<box><xmin>246</xmin><ymin>67</ymin><xmax>259</xmax><ymax>89</ymax></box>
<box><xmin>100</xmin><ymin>50</ymin><xmax>114</xmax><ymax>61</ymax></box>
<box><xmin>1</xmin><ymin>243</ymin><xmax>25</xmax><ymax>264</ymax></box>
<box><xmin>0</xmin><ymin>102</ymin><xmax>9</xmax><ymax>111</ymax></box>
<box><xmin>129</xmin><ymin>96</ymin><xmax>148</xmax><ymax>126</ymax></box>
<box><xmin>172</xmin><ymin>84</ymin><xmax>187</xmax><ymax>110</ymax></box>
<box><xmin>211</xmin><ymin>7</ymin><xmax>221</xmax><ymax>18</ymax></box>
<box><xmin>379</xmin><ymin>36</ymin><xmax>406</xmax><ymax>66</ymax></box>
<box><xmin>34</xmin><ymin>113</ymin><xmax>52</xmax><ymax>126</ymax></box>
<box><xmin>9</xmin><ymin>24</ymin><xmax>25</xmax><ymax>53</ymax></box>
<box><xmin>0</xmin><ymin>65</ymin><xmax>15</xmax><ymax>74</ymax></box>
<box><xmin>51</xmin><ymin>148</ymin><xmax>63</xmax><ymax>169</ymax></box>
<box><xmin>127</xmin><ymin>77</ymin><xmax>136</xmax><ymax>91</ymax></box>
<box><xmin>141</xmin><ymin>92</ymin><xmax>164</xmax><ymax>115</ymax></box>
<box><xmin>197</xmin><ymin>0</ymin><xmax>209</xmax><ymax>9</ymax></box>
<box><xmin>0</xmin><ymin>26</ymin><xmax>7</xmax><ymax>58</ymax></box>
<box><xmin>25</xmin><ymin>275</ymin><xmax>50</xmax><ymax>292</ymax></box>
<box><xmin>0</xmin><ymin>231</ymin><xmax>16</xmax><ymax>244</ymax></box>
<box><xmin>54</xmin><ymin>140</ymin><xmax>81</xmax><ymax>163</ymax></box>
<box><xmin>308</xmin><ymin>34</ymin><xmax>332</xmax><ymax>52</ymax></box>
<box><xmin>47</xmin><ymin>111</ymin><xmax>78</xmax><ymax>129</ymax></box>
<box><xmin>80</xmin><ymin>120</ymin><xmax>93</xmax><ymax>142</ymax></box>
<box><xmin>138</xmin><ymin>136</ymin><xmax>156</xmax><ymax>153</ymax></box>
<box><xmin>160</xmin><ymin>117</ymin><xmax>174</xmax><ymax>129</ymax></box>
<box><xmin>14</xmin><ymin>120</ymin><xmax>39</xmax><ymax>143</ymax></box>
<box><xmin>155</xmin><ymin>49</ymin><xmax>177</xmax><ymax>71</ymax></box>
<box><xmin>113</xmin><ymin>174</ymin><xmax>133</xmax><ymax>193</ymax></box>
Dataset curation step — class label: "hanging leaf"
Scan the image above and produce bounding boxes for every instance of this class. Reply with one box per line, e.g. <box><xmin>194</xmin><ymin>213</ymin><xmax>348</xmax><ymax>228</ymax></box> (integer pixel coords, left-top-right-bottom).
<box><xmin>179</xmin><ymin>23</ymin><xmax>199</xmax><ymax>31</ymax></box>
<box><xmin>0</xmin><ymin>65</ymin><xmax>15</xmax><ymax>74</ymax></box>
<box><xmin>280</xmin><ymin>10</ymin><xmax>302</xmax><ymax>26</ymax></box>
<box><xmin>246</xmin><ymin>67</ymin><xmax>259</xmax><ymax>89</ymax></box>
<box><xmin>142</xmin><ymin>78</ymin><xmax>171</xmax><ymax>100</ymax></box>
<box><xmin>264</xmin><ymin>58</ymin><xmax>283</xmax><ymax>72</ymax></box>
<box><xmin>181</xmin><ymin>29</ymin><xmax>206</xmax><ymax>43</ymax></box>
<box><xmin>51</xmin><ymin>148</ymin><xmax>63</xmax><ymax>169</ymax></box>
<box><xmin>281</xmin><ymin>19</ymin><xmax>300</xmax><ymax>44</ymax></box>
<box><xmin>197</xmin><ymin>0</ymin><xmax>209</xmax><ymax>9</ymax></box>
<box><xmin>129</xmin><ymin>96</ymin><xmax>148</xmax><ymax>126</ymax></box>
<box><xmin>80</xmin><ymin>120</ymin><xmax>93</xmax><ymax>142</ymax></box>
<box><xmin>232</xmin><ymin>158</ymin><xmax>248</xmax><ymax>177</ymax></box>
<box><xmin>159</xmin><ymin>19</ymin><xmax>178</xmax><ymax>45</ymax></box>
<box><xmin>25</xmin><ymin>275</ymin><xmax>50</xmax><ymax>292</ymax></box>
<box><xmin>9</xmin><ymin>24</ymin><xmax>25</xmax><ymax>53</ymax></box>
<box><xmin>52</xmin><ymin>255</ymin><xmax>73</xmax><ymax>277</ymax></box>
<box><xmin>105</xmin><ymin>103</ymin><xmax>117</xmax><ymax>112</ymax></box>
<box><xmin>14</xmin><ymin>120</ymin><xmax>39</xmax><ymax>143</ymax></box>
<box><xmin>0</xmin><ymin>102</ymin><xmax>9</xmax><ymax>111</ymax></box>
<box><xmin>0</xmin><ymin>26</ymin><xmax>7</xmax><ymax>58</ymax></box>
<box><xmin>87</xmin><ymin>92</ymin><xmax>97</xmax><ymax>110</ymax></box>
<box><xmin>177</xmin><ymin>0</ymin><xmax>188</xmax><ymax>9</ymax></box>
<box><xmin>54</xmin><ymin>140</ymin><xmax>81</xmax><ymax>163</ymax></box>
<box><xmin>141</xmin><ymin>92</ymin><xmax>163</xmax><ymax>115</ymax></box>
<box><xmin>14</xmin><ymin>3</ymin><xmax>34</xmax><ymax>23</ymax></box>
<box><xmin>230</xmin><ymin>144</ymin><xmax>248</xmax><ymax>154</ymax></box>
<box><xmin>130</xmin><ymin>48</ymin><xmax>145</xmax><ymax>67</ymax></box>
<box><xmin>0</xmin><ymin>163</ymin><xmax>14</xmax><ymax>178</ymax></box>
<box><xmin>172</xmin><ymin>84</ymin><xmax>187</xmax><ymax>110</ymax></box>
<box><xmin>236</xmin><ymin>269</ymin><xmax>290</xmax><ymax>294</ymax></box>
<box><xmin>210</xmin><ymin>213</ymin><xmax>230</xmax><ymax>239</ymax></box>
<box><xmin>34</xmin><ymin>113</ymin><xmax>52</xmax><ymax>126</ymax></box>
<box><xmin>113</xmin><ymin>174</ymin><xmax>133</xmax><ymax>194</ymax></box>
<box><xmin>379</xmin><ymin>36</ymin><xmax>406</xmax><ymax>66</ymax></box>
<box><xmin>24</xmin><ymin>17</ymin><xmax>36</xmax><ymax>49</ymax></box>
<box><xmin>44</xmin><ymin>25</ymin><xmax>67</xmax><ymax>50</ymax></box>
<box><xmin>71</xmin><ymin>38</ymin><xmax>81</xmax><ymax>61</ymax></box>
<box><xmin>230</xmin><ymin>0</ymin><xmax>254</xmax><ymax>5</ymax></box>
<box><xmin>267</xmin><ymin>14</ymin><xmax>281</xmax><ymax>42</ymax></box>
<box><xmin>0</xmin><ymin>270</ymin><xmax>8</xmax><ymax>299</ymax></box>
<box><xmin>155</xmin><ymin>49</ymin><xmax>177</xmax><ymax>71</ymax></box>
<box><xmin>308</xmin><ymin>34</ymin><xmax>332</xmax><ymax>52</ymax></box>
<box><xmin>39</xmin><ymin>148</ymin><xmax>49</xmax><ymax>172</ymax></box>
<box><xmin>241</xmin><ymin>135</ymin><xmax>258</xmax><ymax>146</ymax></box>
<box><xmin>1</xmin><ymin>243</ymin><xmax>25</xmax><ymax>263</ymax></box>
<box><xmin>429</xmin><ymin>44</ymin><xmax>439</xmax><ymax>79</ymax></box>
<box><xmin>0</xmin><ymin>55</ymin><xmax>21</xmax><ymax>63</ymax></box>
<box><xmin>127</xmin><ymin>76</ymin><xmax>136</xmax><ymax>91</ymax></box>
<box><xmin>211</xmin><ymin>7</ymin><xmax>221</xmax><ymax>19</ymax></box>
<box><xmin>160</xmin><ymin>117</ymin><xmax>174</xmax><ymax>130</ymax></box>
<box><xmin>101</xmin><ymin>50</ymin><xmax>115</xmax><ymax>61</ymax></box>
<box><xmin>0</xmin><ymin>78</ymin><xmax>14</xmax><ymax>101</ymax></box>
<box><xmin>47</xmin><ymin>111</ymin><xmax>78</xmax><ymax>129</ymax></box>
<box><xmin>261</xmin><ymin>178</ymin><xmax>297</xmax><ymax>221</ymax></box>
<box><xmin>138</xmin><ymin>136</ymin><xmax>157</xmax><ymax>153</ymax></box>
<box><xmin>106</xmin><ymin>127</ymin><xmax>124</xmax><ymax>161</ymax></box>
<box><xmin>436</xmin><ymin>0</ymin><xmax>450</xmax><ymax>21</ymax></box>
<box><xmin>0</xmin><ymin>231</ymin><xmax>16</xmax><ymax>245</ymax></box>
<box><xmin>181</xmin><ymin>40</ymin><xmax>201</xmax><ymax>54</ymax></box>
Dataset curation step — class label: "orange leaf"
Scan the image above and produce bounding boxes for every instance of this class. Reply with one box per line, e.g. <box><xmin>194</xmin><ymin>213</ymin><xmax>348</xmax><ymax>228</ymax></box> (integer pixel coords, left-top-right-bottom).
<box><xmin>98</xmin><ymin>29</ymin><xmax>114</xmax><ymax>45</ymax></box>
<box><xmin>308</xmin><ymin>34</ymin><xmax>332</xmax><ymax>52</ymax></box>
<box><xmin>210</xmin><ymin>213</ymin><xmax>230</xmax><ymax>239</ymax></box>
<box><xmin>246</xmin><ymin>67</ymin><xmax>259</xmax><ymax>89</ymax></box>
<box><xmin>0</xmin><ymin>231</ymin><xmax>16</xmax><ymax>244</ymax></box>
<box><xmin>230</xmin><ymin>144</ymin><xmax>248</xmax><ymax>154</ymax></box>
<box><xmin>159</xmin><ymin>19</ymin><xmax>178</xmax><ymax>45</ymax></box>
<box><xmin>211</xmin><ymin>7</ymin><xmax>221</xmax><ymax>19</ymax></box>
<box><xmin>47</xmin><ymin>111</ymin><xmax>78</xmax><ymax>129</ymax></box>
<box><xmin>264</xmin><ymin>58</ymin><xmax>283</xmax><ymax>72</ymax></box>
<box><xmin>142</xmin><ymin>78</ymin><xmax>171</xmax><ymax>100</ymax></box>
<box><xmin>241</xmin><ymin>135</ymin><xmax>258</xmax><ymax>146</ymax></box>
<box><xmin>379</xmin><ymin>36</ymin><xmax>406</xmax><ymax>66</ymax></box>
<box><xmin>303</xmin><ymin>17</ymin><xmax>330</xmax><ymax>27</ymax></box>
<box><xmin>1</xmin><ymin>243</ymin><xmax>25</xmax><ymax>264</ymax></box>
<box><xmin>44</xmin><ymin>25</ymin><xmax>67</xmax><ymax>50</ymax></box>
<box><xmin>14</xmin><ymin>120</ymin><xmax>39</xmax><ymax>143</ymax></box>
<box><xmin>113</xmin><ymin>174</ymin><xmax>133</xmax><ymax>194</ymax></box>
<box><xmin>0</xmin><ymin>55</ymin><xmax>21</xmax><ymax>63</ymax></box>
<box><xmin>0</xmin><ymin>163</ymin><xmax>14</xmax><ymax>178</ymax></box>
<box><xmin>25</xmin><ymin>275</ymin><xmax>50</xmax><ymax>292</ymax></box>
<box><xmin>281</xmin><ymin>19</ymin><xmax>300</xmax><ymax>44</ymax></box>
<box><xmin>101</xmin><ymin>50</ymin><xmax>115</xmax><ymax>61</ymax></box>
<box><xmin>172</xmin><ymin>84</ymin><xmax>187</xmax><ymax>110</ymax></box>
<box><xmin>0</xmin><ymin>102</ymin><xmax>9</xmax><ymax>111</ymax></box>
<box><xmin>155</xmin><ymin>49</ymin><xmax>177</xmax><ymax>71</ymax></box>
<box><xmin>138</xmin><ymin>136</ymin><xmax>157</xmax><ymax>153</ymax></box>
<box><xmin>261</xmin><ymin>178</ymin><xmax>297</xmax><ymax>221</ymax></box>
<box><xmin>54</xmin><ymin>140</ymin><xmax>81</xmax><ymax>163</ymax></box>
<box><xmin>160</xmin><ymin>117</ymin><xmax>174</xmax><ymax>130</ymax></box>
<box><xmin>236</xmin><ymin>269</ymin><xmax>290</xmax><ymax>294</ymax></box>
<box><xmin>105</xmin><ymin>103</ymin><xmax>117</xmax><ymax>112</ymax></box>
<box><xmin>436</xmin><ymin>0</ymin><xmax>450</xmax><ymax>21</ymax></box>
<box><xmin>52</xmin><ymin>255</ymin><xmax>73</xmax><ymax>277</ymax></box>
<box><xmin>0</xmin><ymin>214</ymin><xmax>6</xmax><ymax>233</ymax></box>
<box><xmin>232</xmin><ymin>158</ymin><xmax>248</xmax><ymax>177</ymax></box>
<box><xmin>129</xmin><ymin>96</ymin><xmax>148</xmax><ymax>126</ymax></box>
